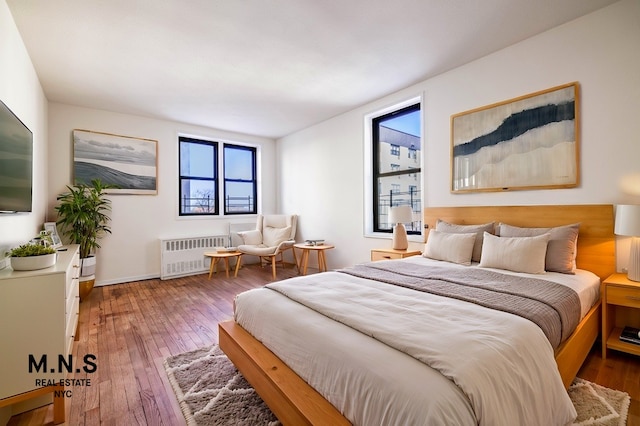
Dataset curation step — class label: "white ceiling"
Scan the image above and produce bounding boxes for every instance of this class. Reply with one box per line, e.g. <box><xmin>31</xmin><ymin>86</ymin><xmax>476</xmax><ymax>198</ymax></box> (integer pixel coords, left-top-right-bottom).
<box><xmin>7</xmin><ymin>0</ymin><xmax>618</xmax><ymax>139</ymax></box>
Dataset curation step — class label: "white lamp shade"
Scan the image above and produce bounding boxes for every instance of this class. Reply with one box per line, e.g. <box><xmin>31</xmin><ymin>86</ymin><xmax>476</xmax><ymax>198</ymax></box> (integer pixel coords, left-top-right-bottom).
<box><xmin>389</xmin><ymin>206</ymin><xmax>413</xmax><ymax>224</ymax></box>
<box><xmin>615</xmin><ymin>204</ymin><xmax>640</xmax><ymax>236</ymax></box>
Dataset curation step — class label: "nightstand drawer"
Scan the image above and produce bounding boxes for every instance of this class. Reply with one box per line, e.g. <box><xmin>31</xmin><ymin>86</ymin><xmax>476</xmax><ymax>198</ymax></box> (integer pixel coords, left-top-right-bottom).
<box><xmin>371</xmin><ymin>251</ymin><xmax>404</xmax><ymax>261</ymax></box>
<box><xmin>607</xmin><ymin>286</ymin><xmax>640</xmax><ymax>308</ymax></box>
<box><xmin>370</xmin><ymin>249</ymin><xmax>421</xmax><ymax>261</ymax></box>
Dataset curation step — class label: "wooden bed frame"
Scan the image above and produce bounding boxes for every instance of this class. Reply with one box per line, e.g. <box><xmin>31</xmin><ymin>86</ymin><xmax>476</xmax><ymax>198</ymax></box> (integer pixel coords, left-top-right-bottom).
<box><xmin>219</xmin><ymin>204</ymin><xmax>615</xmax><ymax>425</ymax></box>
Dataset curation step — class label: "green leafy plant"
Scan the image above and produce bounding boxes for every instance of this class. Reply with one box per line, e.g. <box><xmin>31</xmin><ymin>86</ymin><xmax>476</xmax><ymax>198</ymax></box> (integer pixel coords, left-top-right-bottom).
<box><xmin>10</xmin><ymin>243</ymin><xmax>56</xmax><ymax>257</ymax></box>
<box><xmin>55</xmin><ymin>179</ymin><xmax>113</xmax><ymax>259</ymax></box>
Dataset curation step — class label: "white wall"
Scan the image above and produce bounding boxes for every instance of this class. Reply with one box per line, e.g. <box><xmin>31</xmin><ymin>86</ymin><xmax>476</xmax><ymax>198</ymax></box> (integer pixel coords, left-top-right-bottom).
<box><xmin>4</xmin><ymin>0</ymin><xmax>639</xmax><ymax>282</ymax></box>
<box><xmin>278</xmin><ymin>0</ymin><xmax>640</xmax><ymax>270</ymax></box>
<box><xmin>48</xmin><ymin>103</ymin><xmax>277</xmax><ymax>285</ymax></box>
<box><xmin>0</xmin><ymin>1</ymin><xmax>49</xmax><ymax>262</ymax></box>
<box><xmin>0</xmin><ymin>2</ymin><xmax>48</xmax><ymax>422</ymax></box>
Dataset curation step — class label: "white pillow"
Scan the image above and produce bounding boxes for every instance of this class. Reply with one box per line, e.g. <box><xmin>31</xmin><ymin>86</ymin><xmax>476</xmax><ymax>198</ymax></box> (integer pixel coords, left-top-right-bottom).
<box><xmin>498</xmin><ymin>223</ymin><xmax>579</xmax><ymax>274</ymax></box>
<box><xmin>238</xmin><ymin>229</ymin><xmax>263</xmax><ymax>245</ymax></box>
<box><xmin>435</xmin><ymin>220</ymin><xmax>495</xmax><ymax>262</ymax></box>
<box><xmin>263</xmin><ymin>226</ymin><xmax>292</xmax><ymax>247</ymax></box>
<box><xmin>423</xmin><ymin>229</ymin><xmax>476</xmax><ymax>266</ymax></box>
<box><xmin>479</xmin><ymin>232</ymin><xmax>551</xmax><ymax>274</ymax></box>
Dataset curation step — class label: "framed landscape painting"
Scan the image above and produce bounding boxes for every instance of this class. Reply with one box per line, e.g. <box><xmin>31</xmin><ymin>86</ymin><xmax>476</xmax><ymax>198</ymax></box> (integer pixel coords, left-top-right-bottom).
<box><xmin>73</xmin><ymin>129</ymin><xmax>158</xmax><ymax>195</ymax></box>
<box><xmin>451</xmin><ymin>82</ymin><xmax>579</xmax><ymax>193</ymax></box>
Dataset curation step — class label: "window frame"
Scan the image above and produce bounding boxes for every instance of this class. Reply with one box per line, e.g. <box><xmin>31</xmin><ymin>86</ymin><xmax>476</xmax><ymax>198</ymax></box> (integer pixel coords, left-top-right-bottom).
<box><xmin>178</xmin><ymin>136</ymin><xmax>259</xmax><ymax>217</ymax></box>
<box><xmin>179</xmin><ymin>137</ymin><xmax>218</xmax><ymax>216</ymax></box>
<box><xmin>223</xmin><ymin>144</ymin><xmax>258</xmax><ymax>215</ymax></box>
<box><xmin>364</xmin><ymin>95</ymin><xmax>423</xmax><ymax>240</ymax></box>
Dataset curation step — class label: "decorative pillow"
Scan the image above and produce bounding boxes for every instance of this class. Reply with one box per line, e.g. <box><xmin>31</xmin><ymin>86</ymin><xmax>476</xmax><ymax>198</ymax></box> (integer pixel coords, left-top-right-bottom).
<box><xmin>263</xmin><ymin>226</ymin><xmax>292</xmax><ymax>247</ymax></box>
<box><xmin>435</xmin><ymin>220</ymin><xmax>495</xmax><ymax>262</ymax></box>
<box><xmin>238</xmin><ymin>229</ymin><xmax>263</xmax><ymax>245</ymax></box>
<box><xmin>479</xmin><ymin>232</ymin><xmax>551</xmax><ymax>274</ymax></box>
<box><xmin>423</xmin><ymin>229</ymin><xmax>476</xmax><ymax>266</ymax></box>
<box><xmin>498</xmin><ymin>223</ymin><xmax>580</xmax><ymax>274</ymax></box>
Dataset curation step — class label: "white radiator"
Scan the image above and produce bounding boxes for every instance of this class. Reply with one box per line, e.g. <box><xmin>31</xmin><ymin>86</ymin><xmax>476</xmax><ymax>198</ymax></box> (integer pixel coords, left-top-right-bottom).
<box><xmin>160</xmin><ymin>235</ymin><xmax>229</xmax><ymax>280</ymax></box>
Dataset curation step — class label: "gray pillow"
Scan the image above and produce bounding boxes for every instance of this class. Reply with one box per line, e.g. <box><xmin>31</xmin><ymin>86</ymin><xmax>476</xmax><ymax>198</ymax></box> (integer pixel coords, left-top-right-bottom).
<box><xmin>435</xmin><ymin>220</ymin><xmax>495</xmax><ymax>262</ymax></box>
<box><xmin>498</xmin><ymin>223</ymin><xmax>580</xmax><ymax>274</ymax></box>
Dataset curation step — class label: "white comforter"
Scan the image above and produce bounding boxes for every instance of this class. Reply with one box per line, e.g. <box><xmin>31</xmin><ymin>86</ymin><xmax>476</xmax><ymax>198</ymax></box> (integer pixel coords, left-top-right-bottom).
<box><xmin>235</xmin><ymin>258</ymin><xmax>588</xmax><ymax>425</ymax></box>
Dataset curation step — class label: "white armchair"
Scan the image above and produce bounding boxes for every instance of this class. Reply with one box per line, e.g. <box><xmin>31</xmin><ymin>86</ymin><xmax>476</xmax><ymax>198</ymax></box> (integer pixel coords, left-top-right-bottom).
<box><xmin>237</xmin><ymin>214</ymin><xmax>298</xmax><ymax>279</ymax></box>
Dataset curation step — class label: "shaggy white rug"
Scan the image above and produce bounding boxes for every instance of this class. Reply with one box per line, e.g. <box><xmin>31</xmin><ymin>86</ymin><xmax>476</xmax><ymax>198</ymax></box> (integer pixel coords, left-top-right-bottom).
<box><xmin>569</xmin><ymin>377</ymin><xmax>630</xmax><ymax>426</ymax></box>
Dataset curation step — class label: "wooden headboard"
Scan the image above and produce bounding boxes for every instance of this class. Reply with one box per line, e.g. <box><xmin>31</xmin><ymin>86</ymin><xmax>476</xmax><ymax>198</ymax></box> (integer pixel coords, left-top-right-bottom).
<box><xmin>424</xmin><ymin>204</ymin><xmax>615</xmax><ymax>281</ymax></box>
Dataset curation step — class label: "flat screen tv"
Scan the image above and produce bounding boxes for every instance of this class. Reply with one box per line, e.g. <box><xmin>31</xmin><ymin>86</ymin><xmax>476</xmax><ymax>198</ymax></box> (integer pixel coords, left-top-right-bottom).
<box><xmin>0</xmin><ymin>99</ymin><xmax>33</xmax><ymax>213</ymax></box>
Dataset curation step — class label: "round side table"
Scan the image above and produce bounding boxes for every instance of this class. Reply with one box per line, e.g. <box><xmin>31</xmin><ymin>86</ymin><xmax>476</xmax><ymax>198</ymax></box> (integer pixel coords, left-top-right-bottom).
<box><xmin>204</xmin><ymin>251</ymin><xmax>242</xmax><ymax>278</ymax></box>
<box><xmin>293</xmin><ymin>243</ymin><xmax>335</xmax><ymax>275</ymax></box>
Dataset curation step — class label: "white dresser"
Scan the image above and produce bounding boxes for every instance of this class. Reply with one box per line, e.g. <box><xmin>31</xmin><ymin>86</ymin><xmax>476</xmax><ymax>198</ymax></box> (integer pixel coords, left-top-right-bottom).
<box><xmin>0</xmin><ymin>245</ymin><xmax>79</xmax><ymax>424</ymax></box>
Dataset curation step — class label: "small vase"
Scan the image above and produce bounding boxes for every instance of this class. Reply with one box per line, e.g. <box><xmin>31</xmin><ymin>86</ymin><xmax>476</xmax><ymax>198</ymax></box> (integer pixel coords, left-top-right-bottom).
<box><xmin>11</xmin><ymin>253</ymin><xmax>57</xmax><ymax>271</ymax></box>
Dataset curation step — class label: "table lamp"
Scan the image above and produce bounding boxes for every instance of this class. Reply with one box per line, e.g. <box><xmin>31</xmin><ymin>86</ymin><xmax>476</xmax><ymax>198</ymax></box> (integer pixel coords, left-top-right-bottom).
<box><xmin>615</xmin><ymin>204</ymin><xmax>640</xmax><ymax>282</ymax></box>
<box><xmin>389</xmin><ymin>205</ymin><xmax>413</xmax><ymax>250</ymax></box>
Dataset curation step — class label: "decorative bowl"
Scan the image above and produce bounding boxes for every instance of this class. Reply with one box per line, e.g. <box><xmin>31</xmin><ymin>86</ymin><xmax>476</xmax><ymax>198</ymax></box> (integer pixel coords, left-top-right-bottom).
<box><xmin>11</xmin><ymin>253</ymin><xmax>57</xmax><ymax>271</ymax></box>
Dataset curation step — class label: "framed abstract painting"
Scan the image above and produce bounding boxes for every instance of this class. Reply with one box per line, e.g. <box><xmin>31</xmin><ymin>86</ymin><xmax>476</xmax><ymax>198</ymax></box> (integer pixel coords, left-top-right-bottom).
<box><xmin>73</xmin><ymin>129</ymin><xmax>158</xmax><ymax>195</ymax></box>
<box><xmin>451</xmin><ymin>82</ymin><xmax>579</xmax><ymax>193</ymax></box>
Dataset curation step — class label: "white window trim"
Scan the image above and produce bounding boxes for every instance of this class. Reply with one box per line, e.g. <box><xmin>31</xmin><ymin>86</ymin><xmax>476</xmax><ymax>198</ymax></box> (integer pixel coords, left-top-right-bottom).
<box><xmin>363</xmin><ymin>95</ymin><xmax>424</xmax><ymax>241</ymax></box>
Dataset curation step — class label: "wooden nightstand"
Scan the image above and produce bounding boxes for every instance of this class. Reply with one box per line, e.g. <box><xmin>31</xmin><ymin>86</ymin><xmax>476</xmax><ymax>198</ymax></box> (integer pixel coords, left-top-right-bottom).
<box><xmin>370</xmin><ymin>248</ymin><xmax>422</xmax><ymax>261</ymax></box>
<box><xmin>601</xmin><ymin>273</ymin><xmax>640</xmax><ymax>359</ymax></box>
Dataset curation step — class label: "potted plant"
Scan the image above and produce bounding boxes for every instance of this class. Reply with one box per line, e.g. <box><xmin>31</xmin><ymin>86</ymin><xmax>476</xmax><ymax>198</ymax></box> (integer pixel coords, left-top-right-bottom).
<box><xmin>8</xmin><ymin>243</ymin><xmax>57</xmax><ymax>271</ymax></box>
<box><xmin>55</xmin><ymin>179</ymin><xmax>112</xmax><ymax>298</ymax></box>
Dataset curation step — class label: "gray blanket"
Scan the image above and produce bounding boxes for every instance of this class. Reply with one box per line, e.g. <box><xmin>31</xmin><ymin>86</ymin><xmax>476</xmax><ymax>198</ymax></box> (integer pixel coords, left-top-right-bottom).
<box><xmin>339</xmin><ymin>260</ymin><xmax>581</xmax><ymax>349</ymax></box>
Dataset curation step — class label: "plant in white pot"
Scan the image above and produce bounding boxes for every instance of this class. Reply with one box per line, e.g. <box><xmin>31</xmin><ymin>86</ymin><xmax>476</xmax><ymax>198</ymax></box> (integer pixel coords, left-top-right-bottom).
<box><xmin>8</xmin><ymin>243</ymin><xmax>57</xmax><ymax>271</ymax></box>
<box><xmin>55</xmin><ymin>179</ymin><xmax>112</xmax><ymax>299</ymax></box>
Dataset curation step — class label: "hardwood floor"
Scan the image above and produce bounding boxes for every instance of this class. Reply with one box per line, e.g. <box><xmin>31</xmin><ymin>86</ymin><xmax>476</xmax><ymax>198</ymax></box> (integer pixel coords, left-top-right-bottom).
<box><xmin>7</xmin><ymin>263</ymin><xmax>640</xmax><ymax>425</ymax></box>
<box><xmin>8</xmin><ymin>263</ymin><xmax>300</xmax><ymax>426</ymax></box>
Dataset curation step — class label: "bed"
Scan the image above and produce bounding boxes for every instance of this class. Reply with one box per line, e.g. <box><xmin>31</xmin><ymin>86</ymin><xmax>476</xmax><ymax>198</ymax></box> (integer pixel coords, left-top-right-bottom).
<box><xmin>219</xmin><ymin>204</ymin><xmax>615</xmax><ymax>425</ymax></box>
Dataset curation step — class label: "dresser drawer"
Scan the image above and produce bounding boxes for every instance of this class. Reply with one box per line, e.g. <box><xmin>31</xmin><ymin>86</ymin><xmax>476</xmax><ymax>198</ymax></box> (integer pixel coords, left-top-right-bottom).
<box><xmin>65</xmin><ymin>296</ymin><xmax>79</xmax><ymax>347</ymax></box>
<box><xmin>65</xmin><ymin>252</ymin><xmax>80</xmax><ymax>298</ymax></box>
<box><xmin>66</xmin><ymin>289</ymin><xmax>78</xmax><ymax>317</ymax></box>
<box><xmin>607</xmin><ymin>285</ymin><xmax>640</xmax><ymax>308</ymax></box>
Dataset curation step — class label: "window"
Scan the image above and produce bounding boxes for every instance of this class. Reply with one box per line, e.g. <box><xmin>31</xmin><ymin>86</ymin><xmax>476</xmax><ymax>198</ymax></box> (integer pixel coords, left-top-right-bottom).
<box><xmin>408</xmin><ymin>147</ymin><xmax>417</xmax><ymax>161</ymax></box>
<box><xmin>179</xmin><ymin>136</ymin><xmax>257</xmax><ymax>216</ymax></box>
<box><xmin>179</xmin><ymin>137</ymin><xmax>217</xmax><ymax>215</ymax></box>
<box><xmin>370</xmin><ymin>102</ymin><xmax>422</xmax><ymax>235</ymax></box>
<box><xmin>223</xmin><ymin>145</ymin><xmax>257</xmax><ymax>214</ymax></box>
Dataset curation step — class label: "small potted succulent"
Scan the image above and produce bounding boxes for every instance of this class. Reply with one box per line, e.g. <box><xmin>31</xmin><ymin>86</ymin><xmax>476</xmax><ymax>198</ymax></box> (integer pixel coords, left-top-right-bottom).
<box><xmin>9</xmin><ymin>243</ymin><xmax>57</xmax><ymax>271</ymax></box>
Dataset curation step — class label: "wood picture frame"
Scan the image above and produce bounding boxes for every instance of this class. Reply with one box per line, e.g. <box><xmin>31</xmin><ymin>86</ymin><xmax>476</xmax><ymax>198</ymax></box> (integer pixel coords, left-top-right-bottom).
<box><xmin>451</xmin><ymin>82</ymin><xmax>580</xmax><ymax>193</ymax></box>
<box><xmin>73</xmin><ymin>129</ymin><xmax>158</xmax><ymax>195</ymax></box>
